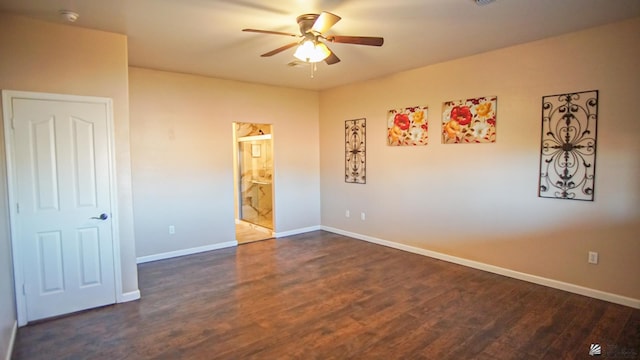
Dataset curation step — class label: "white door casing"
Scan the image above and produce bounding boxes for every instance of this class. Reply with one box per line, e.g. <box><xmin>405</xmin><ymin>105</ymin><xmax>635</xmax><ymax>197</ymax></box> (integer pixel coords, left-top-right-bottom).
<box><xmin>2</xmin><ymin>90</ymin><xmax>123</xmax><ymax>325</ymax></box>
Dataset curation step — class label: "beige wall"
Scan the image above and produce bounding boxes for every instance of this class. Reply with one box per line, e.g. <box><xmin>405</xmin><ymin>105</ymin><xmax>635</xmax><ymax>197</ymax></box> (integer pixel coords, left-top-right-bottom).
<box><xmin>0</xmin><ymin>13</ymin><xmax>139</xmax><ymax>349</ymax></box>
<box><xmin>319</xmin><ymin>17</ymin><xmax>640</xmax><ymax>300</ymax></box>
<box><xmin>129</xmin><ymin>67</ymin><xmax>321</xmax><ymax>257</ymax></box>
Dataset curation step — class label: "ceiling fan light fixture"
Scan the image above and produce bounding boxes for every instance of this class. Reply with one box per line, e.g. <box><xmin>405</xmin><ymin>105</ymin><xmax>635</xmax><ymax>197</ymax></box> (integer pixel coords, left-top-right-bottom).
<box><xmin>59</xmin><ymin>9</ymin><xmax>79</xmax><ymax>23</ymax></box>
<box><xmin>293</xmin><ymin>40</ymin><xmax>331</xmax><ymax>63</ymax></box>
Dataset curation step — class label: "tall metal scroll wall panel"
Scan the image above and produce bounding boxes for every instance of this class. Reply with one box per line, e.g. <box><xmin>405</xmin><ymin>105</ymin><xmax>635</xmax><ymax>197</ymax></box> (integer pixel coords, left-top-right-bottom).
<box><xmin>345</xmin><ymin>118</ymin><xmax>366</xmax><ymax>184</ymax></box>
<box><xmin>539</xmin><ymin>90</ymin><xmax>598</xmax><ymax>201</ymax></box>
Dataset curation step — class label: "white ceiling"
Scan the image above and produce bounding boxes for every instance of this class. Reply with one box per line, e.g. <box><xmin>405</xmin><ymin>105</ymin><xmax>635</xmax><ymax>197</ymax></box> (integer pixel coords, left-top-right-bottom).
<box><xmin>1</xmin><ymin>0</ymin><xmax>639</xmax><ymax>90</ymax></box>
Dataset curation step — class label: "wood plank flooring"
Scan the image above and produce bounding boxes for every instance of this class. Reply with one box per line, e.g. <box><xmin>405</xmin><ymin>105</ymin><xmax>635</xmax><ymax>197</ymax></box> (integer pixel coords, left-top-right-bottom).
<box><xmin>12</xmin><ymin>231</ymin><xmax>640</xmax><ymax>359</ymax></box>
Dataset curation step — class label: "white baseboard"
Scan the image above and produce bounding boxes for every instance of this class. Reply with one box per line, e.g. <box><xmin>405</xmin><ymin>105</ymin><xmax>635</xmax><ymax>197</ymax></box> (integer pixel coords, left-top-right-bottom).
<box><xmin>118</xmin><ymin>289</ymin><xmax>141</xmax><ymax>303</ymax></box>
<box><xmin>275</xmin><ymin>225</ymin><xmax>321</xmax><ymax>238</ymax></box>
<box><xmin>136</xmin><ymin>241</ymin><xmax>238</xmax><ymax>264</ymax></box>
<box><xmin>321</xmin><ymin>226</ymin><xmax>640</xmax><ymax>309</ymax></box>
<box><xmin>4</xmin><ymin>320</ymin><xmax>16</xmax><ymax>360</ymax></box>
<box><xmin>135</xmin><ymin>227</ymin><xmax>320</xmax><ymax>266</ymax></box>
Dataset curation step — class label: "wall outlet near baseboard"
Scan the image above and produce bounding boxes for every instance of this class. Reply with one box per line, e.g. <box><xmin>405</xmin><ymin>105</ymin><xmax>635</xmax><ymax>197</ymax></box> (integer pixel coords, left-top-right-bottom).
<box><xmin>361</xmin><ymin>212</ymin><xmax>366</xmax><ymax>221</ymax></box>
<box><xmin>169</xmin><ymin>225</ymin><xmax>175</xmax><ymax>235</ymax></box>
<box><xmin>588</xmin><ymin>251</ymin><xmax>598</xmax><ymax>264</ymax></box>
<box><xmin>345</xmin><ymin>210</ymin><xmax>350</xmax><ymax>218</ymax></box>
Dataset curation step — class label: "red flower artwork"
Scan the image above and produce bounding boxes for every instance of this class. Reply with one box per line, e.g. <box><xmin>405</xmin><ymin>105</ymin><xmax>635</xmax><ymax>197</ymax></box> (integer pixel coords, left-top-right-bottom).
<box><xmin>387</xmin><ymin>106</ymin><xmax>429</xmax><ymax>146</ymax></box>
<box><xmin>450</xmin><ymin>106</ymin><xmax>472</xmax><ymax>126</ymax></box>
<box><xmin>442</xmin><ymin>96</ymin><xmax>497</xmax><ymax>144</ymax></box>
<box><xmin>394</xmin><ymin>113</ymin><xmax>411</xmax><ymax>130</ymax></box>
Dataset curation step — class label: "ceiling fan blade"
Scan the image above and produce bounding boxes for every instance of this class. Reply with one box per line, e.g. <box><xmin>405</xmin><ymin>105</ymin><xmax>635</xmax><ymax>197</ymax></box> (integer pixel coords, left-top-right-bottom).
<box><xmin>287</xmin><ymin>60</ymin><xmax>308</xmax><ymax>67</ymax></box>
<box><xmin>260</xmin><ymin>42</ymin><xmax>299</xmax><ymax>57</ymax></box>
<box><xmin>311</xmin><ymin>11</ymin><xmax>341</xmax><ymax>34</ymax></box>
<box><xmin>325</xmin><ymin>50</ymin><xmax>341</xmax><ymax>65</ymax></box>
<box><xmin>327</xmin><ymin>35</ymin><xmax>384</xmax><ymax>46</ymax></box>
<box><xmin>243</xmin><ymin>29</ymin><xmax>298</xmax><ymax>37</ymax></box>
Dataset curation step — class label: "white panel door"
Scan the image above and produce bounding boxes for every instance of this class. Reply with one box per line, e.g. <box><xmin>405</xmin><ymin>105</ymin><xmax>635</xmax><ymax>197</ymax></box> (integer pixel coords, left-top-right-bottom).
<box><xmin>10</xmin><ymin>96</ymin><xmax>116</xmax><ymax>322</ymax></box>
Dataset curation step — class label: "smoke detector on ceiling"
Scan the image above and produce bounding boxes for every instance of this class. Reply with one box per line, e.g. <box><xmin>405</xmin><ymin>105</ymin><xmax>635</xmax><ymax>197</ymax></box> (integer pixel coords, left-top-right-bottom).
<box><xmin>59</xmin><ymin>10</ymin><xmax>79</xmax><ymax>23</ymax></box>
<box><xmin>475</xmin><ymin>0</ymin><xmax>496</xmax><ymax>5</ymax></box>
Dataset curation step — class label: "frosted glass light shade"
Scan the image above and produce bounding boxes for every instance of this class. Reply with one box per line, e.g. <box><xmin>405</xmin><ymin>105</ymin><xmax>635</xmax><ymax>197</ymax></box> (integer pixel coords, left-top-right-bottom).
<box><xmin>293</xmin><ymin>40</ymin><xmax>331</xmax><ymax>63</ymax></box>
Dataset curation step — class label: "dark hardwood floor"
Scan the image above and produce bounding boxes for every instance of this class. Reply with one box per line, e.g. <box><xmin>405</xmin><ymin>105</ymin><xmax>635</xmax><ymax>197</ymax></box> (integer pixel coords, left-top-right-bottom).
<box><xmin>12</xmin><ymin>231</ymin><xmax>640</xmax><ymax>359</ymax></box>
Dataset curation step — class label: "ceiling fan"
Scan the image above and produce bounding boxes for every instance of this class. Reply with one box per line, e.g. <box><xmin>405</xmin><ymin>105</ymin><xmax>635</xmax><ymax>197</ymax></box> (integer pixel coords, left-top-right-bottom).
<box><xmin>242</xmin><ymin>11</ymin><xmax>384</xmax><ymax>65</ymax></box>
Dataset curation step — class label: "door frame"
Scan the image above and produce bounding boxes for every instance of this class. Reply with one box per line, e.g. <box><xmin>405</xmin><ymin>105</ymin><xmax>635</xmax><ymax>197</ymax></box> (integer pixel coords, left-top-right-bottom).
<box><xmin>2</xmin><ymin>90</ymin><xmax>123</xmax><ymax>326</ymax></box>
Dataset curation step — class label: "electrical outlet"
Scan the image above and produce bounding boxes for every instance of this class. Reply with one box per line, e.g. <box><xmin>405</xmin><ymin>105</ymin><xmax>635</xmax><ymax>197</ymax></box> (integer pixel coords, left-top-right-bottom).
<box><xmin>361</xmin><ymin>212</ymin><xmax>366</xmax><ymax>221</ymax></box>
<box><xmin>588</xmin><ymin>251</ymin><xmax>598</xmax><ymax>264</ymax></box>
<box><xmin>169</xmin><ymin>225</ymin><xmax>175</xmax><ymax>235</ymax></box>
<box><xmin>345</xmin><ymin>210</ymin><xmax>350</xmax><ymax>218</ymax></box>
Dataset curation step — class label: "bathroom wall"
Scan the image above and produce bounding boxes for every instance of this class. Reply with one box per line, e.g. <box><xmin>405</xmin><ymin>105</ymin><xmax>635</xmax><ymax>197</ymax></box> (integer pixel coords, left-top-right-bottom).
<box><xmin>239</xmin><ymin>137</ymin><xmax>274</xmax><ymax>228</ymax></box>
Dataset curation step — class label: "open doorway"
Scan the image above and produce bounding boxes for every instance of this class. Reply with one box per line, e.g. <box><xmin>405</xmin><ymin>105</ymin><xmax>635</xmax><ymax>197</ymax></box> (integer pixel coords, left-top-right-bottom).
<box><xmin>233</xmin><ymin>122</ymin><xmax>275</xmax><ymax>244</ymax></box>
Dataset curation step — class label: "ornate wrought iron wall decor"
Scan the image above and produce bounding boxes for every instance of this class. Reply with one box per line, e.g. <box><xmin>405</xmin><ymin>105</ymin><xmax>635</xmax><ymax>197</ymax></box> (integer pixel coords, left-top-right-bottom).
<box><xmin>539</xmin><ymin>90</ymin><xmax>598</xmax><ymax>201</ymax></box>
<box><xmin>345</xmin><ymin>118</ymin><xmax>366</xmax><ymax>184</ymax></box>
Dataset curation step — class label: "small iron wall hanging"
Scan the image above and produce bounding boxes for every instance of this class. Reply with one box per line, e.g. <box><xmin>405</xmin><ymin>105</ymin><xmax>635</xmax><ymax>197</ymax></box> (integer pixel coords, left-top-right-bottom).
<box><xmin>538</xmin><ymin>90</ymin><xmax>598</xmax><ymax>201</ymax></box>
<box><xmin>345</xmin><ymin>118</ymin><xmax>366</xmax><ymax>184</ymax></box>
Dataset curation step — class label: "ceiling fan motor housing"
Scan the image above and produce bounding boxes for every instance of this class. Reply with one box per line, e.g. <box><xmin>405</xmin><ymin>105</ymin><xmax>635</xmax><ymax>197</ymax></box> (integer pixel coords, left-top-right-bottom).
<box><xmin>297</xmin><ymin>14</ymin><xmax>320</xmax><ymax>34</ymax></box>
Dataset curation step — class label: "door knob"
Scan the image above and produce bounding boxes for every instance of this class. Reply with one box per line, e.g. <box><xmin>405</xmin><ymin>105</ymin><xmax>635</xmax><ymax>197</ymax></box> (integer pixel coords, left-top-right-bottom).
<box><xmin>91</xmin><ymin>213</ymin><xmax>109</xmax><ymax>220</ymax></box>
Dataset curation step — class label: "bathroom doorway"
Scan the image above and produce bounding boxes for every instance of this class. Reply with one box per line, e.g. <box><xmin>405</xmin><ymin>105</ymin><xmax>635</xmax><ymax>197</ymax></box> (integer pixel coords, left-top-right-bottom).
<box><xmin>233</xmin><ymin>122</ymin><xmax>274</xmax><ymax>244</ymax></box>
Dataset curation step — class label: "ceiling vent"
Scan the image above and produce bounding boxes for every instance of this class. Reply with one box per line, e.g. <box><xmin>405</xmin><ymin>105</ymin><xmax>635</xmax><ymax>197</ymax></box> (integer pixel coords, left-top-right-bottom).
<box><xmin>475</xmin><ymin>0</ymin><xmax>496</xmax><ymax>5</ymax></box>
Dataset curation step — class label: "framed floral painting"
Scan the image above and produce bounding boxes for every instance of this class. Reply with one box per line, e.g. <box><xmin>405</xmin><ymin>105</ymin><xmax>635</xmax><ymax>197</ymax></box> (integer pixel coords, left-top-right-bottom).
<box><xmin>387</xmin><ymin>106</ymin><xmax>428</xmax><ymax>146</ymax></box>
<box><xmin>442</xmin><ymin>96</ymin><xmax>497</xmax><ymax>144</ymax></box>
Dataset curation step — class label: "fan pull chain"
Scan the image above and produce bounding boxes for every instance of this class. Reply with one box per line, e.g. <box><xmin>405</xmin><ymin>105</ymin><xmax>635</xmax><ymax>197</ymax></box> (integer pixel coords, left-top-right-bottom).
<box><xmin>310</xmin><ymin>62</ymin><xmax>316</xmax><ymax>78</ymax></box>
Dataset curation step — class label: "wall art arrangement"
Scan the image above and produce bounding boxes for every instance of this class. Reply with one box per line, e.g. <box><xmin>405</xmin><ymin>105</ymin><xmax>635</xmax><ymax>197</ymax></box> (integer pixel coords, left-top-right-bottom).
<box><xmin>442</xmin><ymin>96</ymin><xmax>497</xmax><ymax>144</ymax></box>
<box><xmin>345</xmin><ymin>118</ymin><xmax>366</xmax><ymax>184</ymax></box>
<box><xmin>387</xmin><ymin>106</ymin><xmax>428</xmax><ymax>146</ymax></box>
<box><xmin>539</xmin><ymin>90</ymin><xmax>598</xmax><ymax>201</ymax></box>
